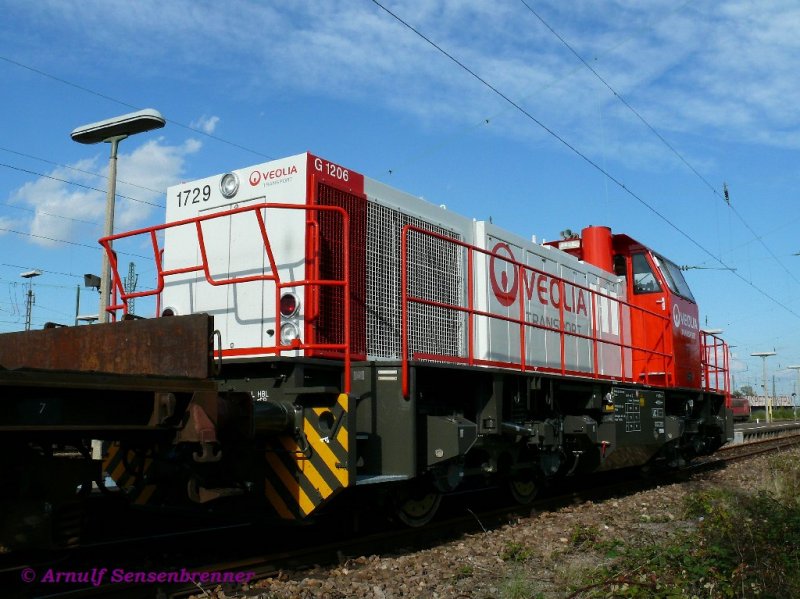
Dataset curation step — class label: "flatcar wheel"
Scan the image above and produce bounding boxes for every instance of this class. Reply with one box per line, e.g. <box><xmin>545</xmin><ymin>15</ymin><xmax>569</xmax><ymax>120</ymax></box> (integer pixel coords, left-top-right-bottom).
<box><xmin>394</xmin><ymin>487</ymin><xmax>442</xmax><ymax>527</ymax></box>
<box><xmin>508</xmin><ymin>476</ymin><xmax>538</xmax><ymax>505</ymax></box>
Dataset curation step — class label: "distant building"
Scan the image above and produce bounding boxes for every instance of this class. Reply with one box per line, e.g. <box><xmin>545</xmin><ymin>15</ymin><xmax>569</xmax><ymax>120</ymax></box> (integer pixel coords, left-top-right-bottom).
<box><xmin>745</xmin><ymin>395</ymin><xmax>794</xmax><ymax>408</ymax></box>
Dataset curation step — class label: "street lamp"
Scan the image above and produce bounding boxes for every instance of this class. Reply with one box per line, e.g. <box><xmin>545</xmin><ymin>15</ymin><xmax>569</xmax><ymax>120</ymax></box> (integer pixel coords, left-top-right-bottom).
<box><xmin>74</xmin><ymin>273</ymin><xmax>102</xmax><ymax>325</ymax></box>
<box><xmin>71</xmin><ymin>109</ymin><xmax>165</xmax><ymax>323</ymax></box>
<box><xmin>83</xmin><ymin>273</ymin><xmax>102</xmax><ymax>290</ymax></box>
<box><xmin>787</xmin><ymin>365</ymin><xmax>800</xmax><ymax>421</ymax></box>
<box><xmin>751</xmin><ymin>351</ymin><xmax>776</xmax><ymax>423</ymax></box>
<box><xmin>20</xmin><ymin>269</ymin><xmax>41</xmax><ymax>331</ymax></box>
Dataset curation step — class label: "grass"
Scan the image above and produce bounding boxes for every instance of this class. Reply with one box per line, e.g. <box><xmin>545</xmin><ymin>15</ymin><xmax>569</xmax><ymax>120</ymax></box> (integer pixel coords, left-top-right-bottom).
<box><xmin>566</xmin><ymin>452</ymin><xmax>800</xmax><ymax>598</ymax></box>
<box><xmin>501</xmin><ymin>540</ymin><xmax>533</xmax><ymax>563</ymax></box>
<box><xmin>499</xmin><ymin>567</ymin><xmax>539</xmax><ymax>599</ymax></box>
<box><xmin>747</xmin><ymin>408</ymin><xmax>800</xmax><ymax>422</ymax></box>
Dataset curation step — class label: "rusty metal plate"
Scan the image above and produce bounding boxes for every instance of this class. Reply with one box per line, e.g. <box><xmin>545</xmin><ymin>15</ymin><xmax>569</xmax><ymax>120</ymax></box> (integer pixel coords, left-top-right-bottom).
<box><xmin>0</xmin><ymin>314</ymin><xmax>214</xmax><ymax>379</ymax></box>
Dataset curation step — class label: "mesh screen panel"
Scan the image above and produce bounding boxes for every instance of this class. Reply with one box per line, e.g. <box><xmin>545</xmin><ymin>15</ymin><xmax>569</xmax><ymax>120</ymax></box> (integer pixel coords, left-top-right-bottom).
<box><xmin>366</xmin><ymin>202</ymin><xmax>464</xmax><ymax>360</ymax></box>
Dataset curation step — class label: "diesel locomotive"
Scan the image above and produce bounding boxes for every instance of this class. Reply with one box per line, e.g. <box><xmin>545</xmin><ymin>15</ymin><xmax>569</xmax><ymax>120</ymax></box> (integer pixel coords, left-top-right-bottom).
<box><xmin>0</xmin><ymin>152</ymin><xmax>732</xmax><ymax>545</ymax></box>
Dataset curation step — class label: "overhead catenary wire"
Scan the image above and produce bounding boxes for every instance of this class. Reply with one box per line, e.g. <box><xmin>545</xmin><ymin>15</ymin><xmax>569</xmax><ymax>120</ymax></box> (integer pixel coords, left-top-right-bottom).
<box><xmin>0</xmin><ymin>56</ymin><xmax>278</xmax><ymax>253</ymax></box>
<box><xmin>0</xmin><ymin>225</ymin><xmax>150</xmax><ymax>260</ymax></box>
<box><xmin>0</xmin><ymin>199</ymin><xmax>97</xmax><ymax>226</ymax></box>
<box><xmin>0</xmin><ymin>263</ymin><xmax>98</xmax><ymax>280</ymax></box>
<box><xmin>0</xmin><ymin>162</ymin><xmax>163</xmax><ymax>208</ymax></box>
<box><xmin>369</xmin><ymin>0</ymin><xmax>800</xmax><ymax>321</ymax></box>
<box><xmin>0</xmin><ymin>145</ymin><xmax>163</xmax><ymax>195</ymax></box>
<box><xmin>0</xmin><ymin>55</ymin><xmax>275</xmax><ymax>162</ymax></box>
<box><xmin>0</xmin><ymin>159</ymin><xmax>158</xmax><ymax>255</ymax></box>
<box><xmin>516</xmin><ymin>0</ymin><xmax>800</xmax><ymax>288</ymax></box>
<box><xmin>686</xmin><ymin>208</ymin><xmax>800</xmax><ymax>270</ymax></box>
<box><xmin>0</xmin><ymin>226</ymin><xmax>103</xmax><ymax>250</ymax></box>
<box><xmin>2</xmin><ymin>10</ymin><xmax>798</xmax><ymax>342</ymax></box>
<box><xmin>383</xmin><ymin>0</ymin><xmax>694</xmax><ymax>178</ymax></box>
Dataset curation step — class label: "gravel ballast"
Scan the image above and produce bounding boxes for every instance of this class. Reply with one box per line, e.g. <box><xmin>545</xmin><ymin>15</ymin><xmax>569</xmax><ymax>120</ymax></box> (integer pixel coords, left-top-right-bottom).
<box><xmin>194</xmin><ymin>447</ymin><xmax>795</xmax><ymax>598</ymax></box>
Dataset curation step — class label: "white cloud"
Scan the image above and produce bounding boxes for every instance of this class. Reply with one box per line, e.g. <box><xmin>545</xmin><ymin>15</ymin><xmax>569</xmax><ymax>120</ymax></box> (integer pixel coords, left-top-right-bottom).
<box><xmin>10</xmin><ymin>1</ymin><xmax>800</xmax><ymax>164</ymax></box>
<box><xmin>9</xmin><ymin>138</ymin><xmax>202</xmax><ymax>247</ymax></box>
<box><xmin>191</xmin><ymin>115</ymin><xmax>220</xmax><ymax>135</ymax></box>
<box><xmin>0</xmin><ymin>215</ymin><xmax>19</xmax><ymax>238</ymax></box>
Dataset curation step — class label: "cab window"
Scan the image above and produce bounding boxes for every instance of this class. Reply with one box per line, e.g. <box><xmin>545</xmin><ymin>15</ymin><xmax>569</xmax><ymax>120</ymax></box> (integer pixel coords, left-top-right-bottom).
<box><xmin>632</xmin><ymin>253</ymin><xmax>662</xmax><ymax>294</ymax></box>
<box><xmin>653</xmin><ymin>254</ymin><xmax>696</xmax><ymax>302</ymax></box>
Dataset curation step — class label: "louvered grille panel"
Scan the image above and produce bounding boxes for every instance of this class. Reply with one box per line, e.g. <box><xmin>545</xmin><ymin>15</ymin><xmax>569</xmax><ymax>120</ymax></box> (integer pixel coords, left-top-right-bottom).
<box><xmin>314</xmin><ymin>184</ymin><xmax>367</xmax><ymax>358</ymax></box>
<box><xmin>366</xmin><ymin>202</ymin><xmax>464</xmax><ymax>360</ymax></box>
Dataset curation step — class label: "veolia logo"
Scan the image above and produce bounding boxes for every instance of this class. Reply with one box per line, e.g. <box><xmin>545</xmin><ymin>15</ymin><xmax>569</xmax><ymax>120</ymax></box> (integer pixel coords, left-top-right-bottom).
<box><xmin>249</xmin><ymin>165</ymin><xmax>298</xmax><ymax>187</ymax></box>
<box><xmin>489</xmin><ymin>242</ymin><xmax>518</xmax><ymax>307</ymax></box>
<box><xmin>672</xmin><ymin>302</ymin><xmax>699</xmax><ymax>331</ymax></box>
<box><xmin>488</xmin><ymin>240</ymin><xmax>590</xmax><ymax>317</ymax></box>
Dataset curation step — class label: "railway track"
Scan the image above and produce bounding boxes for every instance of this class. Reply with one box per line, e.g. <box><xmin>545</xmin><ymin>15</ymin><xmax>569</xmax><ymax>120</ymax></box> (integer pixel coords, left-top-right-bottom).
<box><xmin>708</xmin><ymin>431</ymin><xmax>800</xmax><ymax>463</ymax></box>
<box><xmin>9</xmin><ymin>432</ymin><xmax>800</xmax><ymax>599</ymax></box>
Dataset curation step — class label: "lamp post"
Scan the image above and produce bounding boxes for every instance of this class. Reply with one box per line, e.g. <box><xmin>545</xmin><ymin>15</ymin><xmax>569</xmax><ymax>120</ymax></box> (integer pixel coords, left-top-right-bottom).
<box><xmin>20</xmin><ymin>269</ymin><xmax>42</xmax><ymax>331</ymax></box>
<box><xmin>75</xmin><ymin>273</ymin><xmax>102</xmax><ymax>325</ymax></box>
<box><xmin>751</xmin><ymin>351</ymin><xmax>776</xmax><ymax>423</ymax></box>
<box><xmin>787</xmin><ymin>365</ymin><xmax>800</xmax><ymax>421</ymax></box>
<box><xmin>71</xmin><ymin>109</ymin><xmax>165</xmax><ymax>323</ymax></box>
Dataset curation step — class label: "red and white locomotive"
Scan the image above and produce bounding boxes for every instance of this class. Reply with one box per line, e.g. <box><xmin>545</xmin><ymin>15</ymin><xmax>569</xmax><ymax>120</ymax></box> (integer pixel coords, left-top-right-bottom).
<box><xmin>97</xmin><ymin>152</ymin><xmax>732</xmax><ymax>524</ymax></box>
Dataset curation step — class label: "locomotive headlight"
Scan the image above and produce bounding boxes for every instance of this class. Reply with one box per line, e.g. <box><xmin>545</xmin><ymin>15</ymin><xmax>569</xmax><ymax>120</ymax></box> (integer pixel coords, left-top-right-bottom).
<box><xmin>220</xmin><ymin>172</ymin><xmax>239</xmax><ymax>198</ymax></box>
<box><xmin>279</xmin><ymin>292</ymin><xmax>300</xmax><ymax>317</ymax></box>
<box><xmin>280</xmin><ymin>322</ymin><xmax>300</xmax><ymax>345</ymax></box>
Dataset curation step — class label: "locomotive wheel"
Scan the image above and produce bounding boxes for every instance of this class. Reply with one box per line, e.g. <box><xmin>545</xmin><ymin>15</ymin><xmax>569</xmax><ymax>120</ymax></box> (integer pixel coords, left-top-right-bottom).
<box><xmin>508</xmin><ymin>475</ymin><xmax>538</xmax><ymax>505</ymax></box>
<box><xmin>393</xmin><ymin>486</ymin><xmax>442</xmax><ymax>527</ymax></box>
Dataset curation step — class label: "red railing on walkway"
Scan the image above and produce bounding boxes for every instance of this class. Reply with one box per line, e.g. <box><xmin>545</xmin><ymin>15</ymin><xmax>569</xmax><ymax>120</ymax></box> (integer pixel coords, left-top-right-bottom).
<box><xmin>99</xmin><ymin>202</ymin><xmax>352</xmax><ymax>391</ymax></box>
<box><xmin>400</xmin><ymin>225</ymin><xmax>675</xmax><ymax>397</ymax></box>
<box><xmin>701</xmin><ymin>332</ymin><xmax>731</xmax><ymax>403</ymax></box>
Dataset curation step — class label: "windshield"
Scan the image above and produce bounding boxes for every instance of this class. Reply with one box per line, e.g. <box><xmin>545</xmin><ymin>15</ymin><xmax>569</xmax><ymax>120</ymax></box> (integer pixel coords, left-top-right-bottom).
<box><xmin>631</xmin><ymin>253</ymin><xmax>662</xmax><ymax>294</ymax></box>
<box><xmin>653</xmin><ymin>254</ymin><xmax>695</xmax><ymax>302</ymax></box>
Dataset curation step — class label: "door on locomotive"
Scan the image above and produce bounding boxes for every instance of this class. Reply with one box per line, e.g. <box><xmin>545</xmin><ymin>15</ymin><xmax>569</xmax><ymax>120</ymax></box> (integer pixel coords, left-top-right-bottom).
<box><xmin>650</xmin><ymin>253</ymin><xmax>701</xmax><ymax>388</ymax></box>
<box><xmin>614</xmin><ymin>239</ymin><xmax>702</xmax><ymax>390</ymax></box>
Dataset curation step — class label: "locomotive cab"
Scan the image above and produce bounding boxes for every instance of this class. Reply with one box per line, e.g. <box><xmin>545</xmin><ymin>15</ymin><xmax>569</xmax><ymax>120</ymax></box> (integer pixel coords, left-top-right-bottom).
<box><xmin>554</xmin><ymin>226</ymin><xmax>702</xmax><ymax>390</ymax></box>
<box><xmin>617</xmin><ymin>239</ymin><xmax>701</xmax><ymax>390</ymax></box>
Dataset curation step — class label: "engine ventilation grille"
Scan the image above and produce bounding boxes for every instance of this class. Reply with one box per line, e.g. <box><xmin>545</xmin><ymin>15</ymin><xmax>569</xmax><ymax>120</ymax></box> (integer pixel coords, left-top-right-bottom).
<box><xmin>314</xmin><ymin>183</ymin><xmax>367</xmax><ymax>358</ymax></box>
<box><xmin>366</xmin><ymin>202</ymin><xmax>464</xmax><ymax>360</ymax></box>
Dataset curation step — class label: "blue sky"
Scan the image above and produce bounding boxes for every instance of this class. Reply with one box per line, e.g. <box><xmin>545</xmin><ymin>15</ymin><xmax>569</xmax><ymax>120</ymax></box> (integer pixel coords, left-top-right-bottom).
<box><xmin>1</xmin><ymin>0</ymin><xmax>799</xmax><ymax>395</ymax></box>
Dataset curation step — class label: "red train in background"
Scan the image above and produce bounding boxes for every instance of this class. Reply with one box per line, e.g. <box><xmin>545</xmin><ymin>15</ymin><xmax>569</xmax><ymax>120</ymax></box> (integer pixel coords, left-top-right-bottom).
<box><xmin>0</xmin><ymin>152</ymin><xmax>734</xmax><ymax>546</ymax></box>
<box><xmin>730</xmin><ymin>397</ymin><xmax>751</xmax><ymax>422</ymax></box>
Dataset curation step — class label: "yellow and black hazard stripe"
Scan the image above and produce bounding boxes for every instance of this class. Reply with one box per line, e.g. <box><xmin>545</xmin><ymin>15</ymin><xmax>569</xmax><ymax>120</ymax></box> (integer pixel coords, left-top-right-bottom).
<box><xmin>102</xmin><ymin>443</ymin><xmax>161</xmax><ymax>506</ymax></box>
<box><xmin>263</xmin><ymin>392</ymin><xmax>353</xmax><ymax>519</ymax></box>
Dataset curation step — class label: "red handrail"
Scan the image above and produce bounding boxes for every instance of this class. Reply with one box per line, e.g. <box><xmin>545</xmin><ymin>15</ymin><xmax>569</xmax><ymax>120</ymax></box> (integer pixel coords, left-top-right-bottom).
<box><xmin>400</xmin><ymin>225</ymin><xmax>674</xmax><ymax>397</ymax></box>
<box><xmin>701</xmin><ymin>332</ymin><xmax>730</xmax><ymax>401</ymax></box>
<box><xmin>99</xmin><ymin>202</ymin><xmax>352</xmax><ymax>391</ymax></box>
